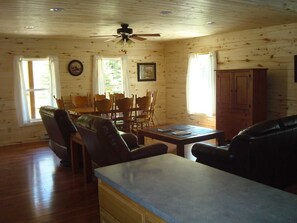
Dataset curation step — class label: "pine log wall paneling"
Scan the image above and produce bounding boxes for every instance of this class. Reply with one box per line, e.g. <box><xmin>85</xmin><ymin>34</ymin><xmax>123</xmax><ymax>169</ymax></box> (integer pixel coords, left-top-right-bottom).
<box><xmin>164</xmin><ymin>23</ymin><xmax>297</xmax><ymax>129</ymax></box>
<box><xmin>0</xmin><ymin>37</ymin><xmax>166</xmax><ymax>146</ymax></box>
<box><xmin>2</xmin><ymin>22</ymin><xmax>297</xmax><ymax>146</ymax></box>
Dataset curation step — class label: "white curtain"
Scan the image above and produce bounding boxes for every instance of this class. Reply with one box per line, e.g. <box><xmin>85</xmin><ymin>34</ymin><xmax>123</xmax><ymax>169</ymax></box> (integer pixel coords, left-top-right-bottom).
<box><xmin>121</xmin><ymin>55</ymin><xmax>130</xmax><ymax>97</ymax></box>
<box><xmin>14</xmin><ymin>56</ymin><xmax>30</xmax><ymax>125</ymax></box>
<box><xmin>13</xmin><ymin>56</ymin><xmax>60</xmax><ymax>126</ymax></box>
<box><xmin>49</xmin><ymin>56</ymin><xmax>60</xmax><ymax>105</ymax></box>
<box><xmin>186</xmin><ymin>52</ymin><xmax>217</xmax><ymax>116</ymax></box>
<box><xmin>92</xmin><ymin>55</ymin><xmax>105</xmax><ymax>95</ymax></box>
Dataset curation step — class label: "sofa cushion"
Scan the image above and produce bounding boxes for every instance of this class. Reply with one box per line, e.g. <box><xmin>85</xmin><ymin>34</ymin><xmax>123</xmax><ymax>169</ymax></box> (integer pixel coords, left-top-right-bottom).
<box><xmin>238</xmin><ymin>120</ymin><xmax>280</xmax><ymax>137</ymax></box>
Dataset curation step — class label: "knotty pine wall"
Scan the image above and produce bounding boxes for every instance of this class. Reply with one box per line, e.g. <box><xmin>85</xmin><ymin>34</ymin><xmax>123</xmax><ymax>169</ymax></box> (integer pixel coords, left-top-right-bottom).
<box><xmin>0</xmin><ymin>37</ymin><xmax>166</xmax><ymax>146</ymax></box>
<box><xmin>164</xmin><ymin>23</ymin><xmax>297</xmax><ymax>129</ymax></box>
<box><xmin>2</xmin><ymin>22</ymin><xmax>297</xmax><ymax>146</ymax></box>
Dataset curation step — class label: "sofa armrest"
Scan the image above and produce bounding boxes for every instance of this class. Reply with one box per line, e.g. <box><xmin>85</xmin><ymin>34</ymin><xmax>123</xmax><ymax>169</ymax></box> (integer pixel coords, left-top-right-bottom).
<box><xmin>120</xmin><ymin>132</ymin><xmax>139</xmax><ymax>149</ymax></box>
<box><xmin>192</xmin><ymin>143</ymin><xmax>229</xmax><ymax>157</ymax></box>
<box><xmin>191</xmin><ymin>142</ymin><xmax>234</xmax><ymax>172</ymax></box>
<box><xmin>129</xmin><ymin>143</ymin><xmax>168</xmax><ymax>160</ymax></box>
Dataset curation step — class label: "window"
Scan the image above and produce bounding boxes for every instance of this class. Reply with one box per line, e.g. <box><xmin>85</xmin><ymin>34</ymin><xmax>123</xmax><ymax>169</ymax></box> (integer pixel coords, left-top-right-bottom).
<box><xmin>92</xmin><ymin>55</ymin><xmax>130</xmax><ymax>97</ymax></box>
<box><xmin>102</xmin><ymin>58</ymin><xmax>123</xmax><ymax>93</ymax></box>
<box><xmin>14</xmin><ymin>56</ymin><xmax>60</xmax><ymax>125</ymax></box>
<box><xmin>186</xmin><ymin>52</ymin><xmax>216</xmax><ymax>116</ymax></box>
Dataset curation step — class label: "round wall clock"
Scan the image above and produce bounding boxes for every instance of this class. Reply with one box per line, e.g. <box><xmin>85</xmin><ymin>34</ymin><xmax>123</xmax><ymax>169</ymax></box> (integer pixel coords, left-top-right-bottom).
<box><xmin>68</xmin><ymin>60</ymin><xmax>83</xmax><ymax>76</ymax></box>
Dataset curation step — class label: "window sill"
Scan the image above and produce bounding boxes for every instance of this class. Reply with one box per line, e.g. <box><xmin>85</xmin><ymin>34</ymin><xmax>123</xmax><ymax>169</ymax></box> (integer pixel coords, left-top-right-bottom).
<box><xmin>21</xmin><ymin>120</ymin><xmax>43</xmax><ymax>127</ymax></box>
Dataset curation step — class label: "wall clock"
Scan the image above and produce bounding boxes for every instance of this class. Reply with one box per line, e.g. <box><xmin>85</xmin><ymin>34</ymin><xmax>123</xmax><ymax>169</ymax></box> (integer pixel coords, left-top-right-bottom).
<box><xmin>68</xmin><ymin>60</ymin><xmax>83</xmax><ymax>76</ymax></box>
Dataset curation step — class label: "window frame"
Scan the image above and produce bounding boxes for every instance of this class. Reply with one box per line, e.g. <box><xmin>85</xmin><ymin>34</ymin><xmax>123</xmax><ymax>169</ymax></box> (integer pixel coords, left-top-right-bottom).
<box><xmin>14</xmin><ymin>56</ymin><xmax>60</xmax><ymax>126</ymax></box>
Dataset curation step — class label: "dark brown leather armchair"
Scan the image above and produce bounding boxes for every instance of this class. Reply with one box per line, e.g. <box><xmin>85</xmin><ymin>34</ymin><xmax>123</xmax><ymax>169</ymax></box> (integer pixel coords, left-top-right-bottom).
<box><xmin>75</xmin><ymin>114</ymin><xmax>168</xmax><ymax>167</ymax></box>
<box><xmin>40</xmin><ymin>106</ymin><xmax>77</xmax><ymax>166</ymax></box>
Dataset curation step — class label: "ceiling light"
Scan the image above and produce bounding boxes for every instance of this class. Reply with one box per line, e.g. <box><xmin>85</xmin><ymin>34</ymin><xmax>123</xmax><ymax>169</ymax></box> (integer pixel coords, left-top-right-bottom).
<box><xmin>50</xmin><ymin>8</ymin><xmax>64</xmax><ymax>12</ymax></box>
<box><xmin>160</xmin><ymin>10</ymin><xmax>172</xmax><ymax>15</ymax></box>
<box><xmin>207</xmin><ymin>21</ymin><xmax>215</xmax><ymax>25</ymax></box>
<box><xmin>24</xmin><ymin>26</ymin><xmax>34</xmax><ymax>30</ymax></box>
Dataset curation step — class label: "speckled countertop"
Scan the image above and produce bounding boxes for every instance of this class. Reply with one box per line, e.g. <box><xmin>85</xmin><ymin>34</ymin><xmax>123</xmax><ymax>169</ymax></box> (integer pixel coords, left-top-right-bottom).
<box><xmin>95</xmin><ymin>154</ymin><xmax>297</xmax><ymax>223</ymax></box>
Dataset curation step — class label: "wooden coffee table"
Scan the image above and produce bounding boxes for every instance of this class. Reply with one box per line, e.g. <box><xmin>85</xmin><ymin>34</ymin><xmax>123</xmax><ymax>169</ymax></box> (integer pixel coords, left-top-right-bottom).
<box><xmin>138</xmin><ymin>124</ymin><xmax>225</xmax><ymax>157</ymax></box>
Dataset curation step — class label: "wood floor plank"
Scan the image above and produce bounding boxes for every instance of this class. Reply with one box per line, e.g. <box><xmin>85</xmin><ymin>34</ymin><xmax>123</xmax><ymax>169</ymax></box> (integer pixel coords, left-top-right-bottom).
<box><xmin>1</xmin><ymin>141</ymin><xmax>297</xmax><ymax>223</ymax></box>
<box><xmin>0</xmin><ymin>142</ymin><xmax>99</xmax><ymax>223</ymax></box>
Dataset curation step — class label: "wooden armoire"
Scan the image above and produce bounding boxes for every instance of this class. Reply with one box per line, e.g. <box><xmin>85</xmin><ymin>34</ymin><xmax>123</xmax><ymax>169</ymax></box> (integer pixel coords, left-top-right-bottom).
<box><xmin>216</xmin><ymin>68</ymin><xmax>267</xmax><ymax>141</ymax></box>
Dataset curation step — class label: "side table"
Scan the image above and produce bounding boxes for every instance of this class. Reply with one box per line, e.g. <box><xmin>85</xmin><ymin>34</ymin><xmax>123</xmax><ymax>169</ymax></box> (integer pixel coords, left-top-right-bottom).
<box><xmin>70</xmin><ymin>133</ymin><xmax>93</xmax><ymax>183</ymax></box>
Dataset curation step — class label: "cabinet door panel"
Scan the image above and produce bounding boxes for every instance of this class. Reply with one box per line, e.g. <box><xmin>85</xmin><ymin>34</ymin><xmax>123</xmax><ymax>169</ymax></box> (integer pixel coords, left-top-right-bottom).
<box><xmin>233</xmin><ymin>72</ymin><xmax>251</xmax><ymax>110</ymax></box>
<box><xmin>100</xmin><ymin>207</ymin><xmax>120</xmax><ymax>223</ymax></box>
<box><xmin>99</xmin><ymin>183</ymin><xmax>145</xmax><ymax>223</ymax></box>
<box><xmin>99</xmin><ymin>181</ymin><xmax>166</xmax><ymax>223</ymax></box>
<box><xmin>216</xmin><ymin>72</ymin><xmax>232</xmax><ymax>109</ymax></box>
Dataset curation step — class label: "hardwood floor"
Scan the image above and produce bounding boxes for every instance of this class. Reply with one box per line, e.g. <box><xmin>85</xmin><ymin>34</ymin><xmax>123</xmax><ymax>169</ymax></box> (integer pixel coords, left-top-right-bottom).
<box><xmin>0</xmin><ymin>142</ymin><xmax>99</xmax><ymax>223</ymax></box>
<box><xmin>1</xmin><ymin>141</ymin><xmax>297</xmax><ymax>223</ymax></box>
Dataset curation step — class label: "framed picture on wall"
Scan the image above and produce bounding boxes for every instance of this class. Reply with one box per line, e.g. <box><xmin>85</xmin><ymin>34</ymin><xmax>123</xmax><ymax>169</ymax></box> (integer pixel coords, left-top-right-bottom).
<box><xmin>137</xmin><ymin>63</ymin><xmax>156</xmax><ymax>81</ymax></box>
<box><xmin>68</xmin><ymin>59</ymin><xmax>84</xmax><ymax>76</ymax></box>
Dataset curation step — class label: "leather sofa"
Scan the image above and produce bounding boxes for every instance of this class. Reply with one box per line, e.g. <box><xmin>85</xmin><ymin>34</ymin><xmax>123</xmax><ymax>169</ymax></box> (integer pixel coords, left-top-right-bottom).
<box><xmin>76</xmin><ymin>114</ymin><xmax>168</xmax><ymax>167</ymax></box>
<box><xmin>191</xmin><ymin>115</ymin><xmax>297</xmax><ymax>189</ymax></box>
<box><xmin>39</xmin><ymin>106</ymin><xmax>77</xmax><ymax>166</ymax></box>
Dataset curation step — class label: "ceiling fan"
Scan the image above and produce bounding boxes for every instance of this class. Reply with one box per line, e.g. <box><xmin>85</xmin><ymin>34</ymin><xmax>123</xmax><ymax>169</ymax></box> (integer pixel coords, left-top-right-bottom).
<box><xmin>90</xmin><ymin>24</ymin><xmax>161</xmax><ymax>43</ymax></box>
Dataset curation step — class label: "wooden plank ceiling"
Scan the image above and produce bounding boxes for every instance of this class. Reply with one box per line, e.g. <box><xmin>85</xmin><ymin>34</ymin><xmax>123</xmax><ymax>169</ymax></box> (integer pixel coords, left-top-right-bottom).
<box><xmin>1</xmin><ymin>0</ymin><xmax>297</xmax><ymax>41</ymax></box>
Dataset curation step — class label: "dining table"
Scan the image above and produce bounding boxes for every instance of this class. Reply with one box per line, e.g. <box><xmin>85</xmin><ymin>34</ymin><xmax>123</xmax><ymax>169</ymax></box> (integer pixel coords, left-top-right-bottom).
<box><xmin>68</xmin><ymin>106</ymin><xmax>141</xmax><ymax>116</ymax></box>
<box><xmin>68</xmin><ymin>106</ymin><xmax>95</xmax><ymax>116</ymax></box>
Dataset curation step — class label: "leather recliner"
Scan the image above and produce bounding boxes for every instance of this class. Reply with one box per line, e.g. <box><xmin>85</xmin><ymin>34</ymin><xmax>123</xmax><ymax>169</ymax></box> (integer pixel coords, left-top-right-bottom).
<box><xmin>39</xmin><ymin>106</ymin><xmax>77</xmax><ymax>166</ymax></box>
<box><xmin>191</xmin><ymin>115</ymin><xmax>297</xmax><ymax>189</ymax></box>
<box><xmin>76</xmin><ymin>114</ymin><xmax>168</xmax><ymax>167</ymax></box>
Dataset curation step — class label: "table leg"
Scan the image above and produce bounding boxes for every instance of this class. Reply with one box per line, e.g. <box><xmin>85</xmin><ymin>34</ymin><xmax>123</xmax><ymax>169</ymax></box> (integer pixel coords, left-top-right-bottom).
<box><xmin>217</xmin><ymin>132</ymin><xmax>226</xmax><ymax>146</ymax></box>
<box><xmin>70</xmin><ymin>133</ymin><xmax>93</xmax><ymax>183</ymax></box>
<box><xmin>138</xmin><ymin>134</ymin><xmax>145</xmax><ymax>145</ymax></box>
<box><xmin>82</xmin><ymin>145</ymin><xmax>93</xmax><ymax>183</ymax></box>
<box><xmin>176</xmin><ymin>143</ymin><xmax>185</xmax><ymax>157</ymax></box>
<box><xmin>70</xmin><ymin>138</ymin><xmax>80</xmax><ymax>174</ymax></box>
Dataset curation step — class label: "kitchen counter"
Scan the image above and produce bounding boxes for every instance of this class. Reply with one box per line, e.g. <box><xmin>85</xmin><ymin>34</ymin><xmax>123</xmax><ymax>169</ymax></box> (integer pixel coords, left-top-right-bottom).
<box><xmin>95</xmin><ymin>154</ymin><xmax>297</xmax><ymax>223</ymax></box>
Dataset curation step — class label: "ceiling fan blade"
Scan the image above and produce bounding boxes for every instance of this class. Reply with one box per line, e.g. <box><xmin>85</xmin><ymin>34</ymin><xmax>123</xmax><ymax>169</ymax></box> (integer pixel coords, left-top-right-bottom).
<box><xmin>90</xmin><ymin>34</ymin><xmax>119</xmax><ymax>38</ymax></box>
<box><xmin>130</xmin><ymin>35</ymin><xmax>146</xmax><ymax>41</ymax></box>
<box><xmin>133</xmin><ymin>34</ymin><xmax>161</xmax><ymax>37</ymax></box>
<box><xmin>104</xmin><ymin>36</ymin><xmax>121</xmax><ymax>42</ymax></box>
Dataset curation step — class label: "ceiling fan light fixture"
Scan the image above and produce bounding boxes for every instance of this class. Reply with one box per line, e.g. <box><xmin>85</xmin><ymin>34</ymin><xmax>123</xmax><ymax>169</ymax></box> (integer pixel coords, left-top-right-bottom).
<box><xmin>126</xmin><ymin>38</ymin><xmax>134</xmax><ymax>46</ymax></box>
<box><xmin>116</xmin><ymin>36</ymin><xmax>134</xmax><ymax>47</ymax></box>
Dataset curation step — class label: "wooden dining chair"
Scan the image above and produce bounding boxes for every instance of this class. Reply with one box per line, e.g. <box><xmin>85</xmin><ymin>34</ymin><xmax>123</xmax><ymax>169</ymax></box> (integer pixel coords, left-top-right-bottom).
<box><xmin>93</xmin><ymin>94</ymin><xmax>106</xmax><ymax>101</ymax></box>
<box><xmin>149</xmin><ymin>90</ymin><xmax>158</xmax><ymax>126</ymax></box>
<box><xmin>113</xmin><ymin>96</ymin><xmax>134</xmax><ymax>132</ymax></box>
<box><xmin>109</xmin><ymin>92</ymin><xmax>125</xmax><ymax>105</ymax></box>
<box><xmin>132</xmin><ymin>95</ymin><xmax>152</xmax><ymax>131</ymax></box>
<box><xmin>146</xmin><ymin>90</ymin><xmax>152</xmax><ymax>97</ymax></box>
<box><xmin>71</xmin><ymin>95</ymin><xmax>89</xmax><ymax>108</ymax></box>
<box><xmin>93</xmin><ymin>98</ymin><xmax>113</xmax><ymax>119</ymax></box>
<box><xmin>53</xmin><ymin>95</ymin><xmax>65</xmax><ymax>110</ymax></box>
<box><xmin>109</xmin><ymin>92</ymin><xmax>125</xmax><ymax>99</ymax></box>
